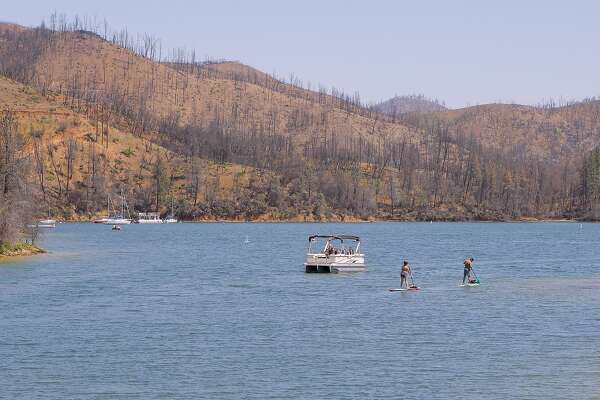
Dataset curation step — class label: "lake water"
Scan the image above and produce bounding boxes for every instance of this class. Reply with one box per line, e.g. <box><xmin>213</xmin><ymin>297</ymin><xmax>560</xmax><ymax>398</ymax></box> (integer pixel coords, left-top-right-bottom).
<box><xmin>1</xmin><ymin>222</ymin><xmax>600</xmax><ymax>399</ymax></box>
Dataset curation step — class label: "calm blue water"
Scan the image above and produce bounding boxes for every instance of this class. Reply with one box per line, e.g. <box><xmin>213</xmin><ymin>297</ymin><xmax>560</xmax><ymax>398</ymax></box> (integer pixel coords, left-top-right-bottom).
<box><xmin>1</xmin><ymin>222</ymin><xmax>600</xmax><ymax>399</ymax></box>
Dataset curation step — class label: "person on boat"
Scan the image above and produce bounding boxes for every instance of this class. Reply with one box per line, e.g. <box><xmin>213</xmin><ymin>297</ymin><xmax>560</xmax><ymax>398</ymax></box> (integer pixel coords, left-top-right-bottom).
<box><xmin>463</xmin><ymin>257</ymin><xmax>475</xmax><ymax>284</ymax></box>
<box><xmin>401</xmin><ymin>260</ymin><xmax>411</xmax><ymax>288</ymax></box>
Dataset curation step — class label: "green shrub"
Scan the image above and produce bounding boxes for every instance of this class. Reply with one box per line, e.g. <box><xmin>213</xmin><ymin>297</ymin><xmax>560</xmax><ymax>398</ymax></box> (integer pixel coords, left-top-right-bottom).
<box><xmin>120</xmin><ymin>147</ymin><xmax>135</xmax><ymax>157</ymax></box>
<box><xmin>56</xmin><ymin>121</ymin><xmax>69</xmax><ymax>133</ymax></box>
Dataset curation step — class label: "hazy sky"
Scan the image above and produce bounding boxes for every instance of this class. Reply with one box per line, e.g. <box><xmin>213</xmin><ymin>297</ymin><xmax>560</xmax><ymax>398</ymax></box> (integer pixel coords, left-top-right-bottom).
<box><xmin>3</xmin><ymin>0</ymin><xmax>599</xmax><ymax>108</ymax></box>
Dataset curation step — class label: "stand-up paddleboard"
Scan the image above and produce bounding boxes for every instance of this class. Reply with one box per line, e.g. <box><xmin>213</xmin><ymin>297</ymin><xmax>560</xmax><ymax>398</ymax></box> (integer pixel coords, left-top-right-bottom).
<box><xmin>459</xmin><ymin>281</ymin><xmax>480</xmax><ymax>287</ymax></box>
<box><xmin>389</xmin><ymin>286</ymin><xmax>420</xmax><ymax>292</ymax></box>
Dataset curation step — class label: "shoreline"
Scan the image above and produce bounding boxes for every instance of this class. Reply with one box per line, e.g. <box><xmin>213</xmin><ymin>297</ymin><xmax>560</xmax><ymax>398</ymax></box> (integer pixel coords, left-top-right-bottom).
<box><xmin>53</xmin><ymin>216</ymin><xmax>588</xmax><ymax>223</ymax></box>
<box><xmin>0</xmin><ymin>243</ymin><xmax>45</xmax><ymax>260</ymax></box>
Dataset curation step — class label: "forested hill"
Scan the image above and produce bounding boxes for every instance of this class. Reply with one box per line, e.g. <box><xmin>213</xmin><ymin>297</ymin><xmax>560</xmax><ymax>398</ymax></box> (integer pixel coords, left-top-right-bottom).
<box><xmin>2</xmin><ymin>19</ymin><xmax>600</xmax><ymax>222</ymax></box>
<box><xmin>373</xmin><ymin>94</ymin><xmax>447</xmax><ymax>116</ymax></box>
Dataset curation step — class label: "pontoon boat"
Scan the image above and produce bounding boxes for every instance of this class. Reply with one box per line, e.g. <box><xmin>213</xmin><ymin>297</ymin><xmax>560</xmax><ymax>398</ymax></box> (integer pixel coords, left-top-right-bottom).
<box><xmin>304</xmin><ymin>235</ymin><xmax>366</xmax><ymax>273</ymax></box>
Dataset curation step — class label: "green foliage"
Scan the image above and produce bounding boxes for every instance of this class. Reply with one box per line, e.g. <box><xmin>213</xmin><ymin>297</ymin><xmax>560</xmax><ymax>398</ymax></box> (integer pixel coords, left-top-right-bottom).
<box><xmin>0</xmin><ymin>241</ymin><xmax>42</xmax><ymax>256</ymax></box>
<box><xmin>28</xmin><ymin>125</ymin><xmax>44</xmax><ymax>139</ymax></box>
<box><xmin>121</xmin><ymin>147</ymin><xmax>135</xmax><ymax>157</ymax></box>
<box><xmin>583</xmin><ymin>147</ymin><xmax>600</xmax><ymax>202</ymax></box>
<box><xmin>153</xmin><ymin>152</ymin><xmax>171</xmax><ymax>208</ymax></box>
<box><xmin>235</xmin><ymin>189</ymin><xmax>267</xmax><ymax>217</ymax></box>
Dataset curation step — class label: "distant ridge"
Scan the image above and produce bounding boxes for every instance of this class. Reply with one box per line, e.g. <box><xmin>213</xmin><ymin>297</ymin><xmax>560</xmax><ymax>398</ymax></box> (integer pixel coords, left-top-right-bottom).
<box><xmin>0</xmin><ymin>22</ymin><xmax>28</xmax><ymax>33</ymax></box>
<box><xmin>374</xmin><ymin>94</ymin><xmax>447</xmax><ymax>115</ymax></box>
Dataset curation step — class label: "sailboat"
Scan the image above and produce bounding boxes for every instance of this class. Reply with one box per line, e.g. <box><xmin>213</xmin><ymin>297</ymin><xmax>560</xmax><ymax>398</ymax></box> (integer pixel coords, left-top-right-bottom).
<box><xmin>163</xmin><ymin>197</ymin><xmax>178</xmax><ymax>223</ymax></box>
<box><xmin>103</xmin><ymin>191</ymin><xmax>132</xmax><ymax>225</ymax></box>
<box><xmin>37</xmin><ymin>207</ymin><xmax>56</xmax><ymax>228</ymax></box>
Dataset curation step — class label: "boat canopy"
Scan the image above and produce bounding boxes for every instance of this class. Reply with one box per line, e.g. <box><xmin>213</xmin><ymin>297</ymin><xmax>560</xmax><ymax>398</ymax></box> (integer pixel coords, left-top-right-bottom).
<box><xmin>308</xmin><ymin>235</ymin><xmax>360</xmax><ymax>242</ymax></box>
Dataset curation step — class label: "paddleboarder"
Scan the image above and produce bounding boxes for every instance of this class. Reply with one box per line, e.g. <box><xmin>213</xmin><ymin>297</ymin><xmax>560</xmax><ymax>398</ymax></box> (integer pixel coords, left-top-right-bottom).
<box><xmin>388</xmin><ymin>260</ymin><xmax>420</xmax><ymax>292</ymax></box>
<box><xmin>463</xmin><ymin>257</ymin><xmax>476</xmax><ymax>284</ymax></box>
<box><xmin>401</xmin><ymin>260</ymin><xmax>411</xmax><ymax>288</ymax></box>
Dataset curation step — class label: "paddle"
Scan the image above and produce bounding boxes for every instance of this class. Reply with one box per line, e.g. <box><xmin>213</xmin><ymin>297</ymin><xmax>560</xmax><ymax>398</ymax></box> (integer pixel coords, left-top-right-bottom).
<box><xmin>470</xmin><ymin>268</ymin><xmax>480</xmax><ymax>284</ymax></box>
<box><xmin>409</xmin><ymin>270</ymin><xmax>419</xmax><ymax>289</ymax></box>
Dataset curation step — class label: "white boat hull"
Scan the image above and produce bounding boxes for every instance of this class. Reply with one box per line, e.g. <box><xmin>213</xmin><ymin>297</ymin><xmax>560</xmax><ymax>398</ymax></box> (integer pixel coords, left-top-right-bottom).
<box><xmin>103</xmin><ymin>219</ymin><xmax>132</xmax><ymax>225</ymax></box>
<box><xmin>137</xmin><ymin>219</ymin><xmax>163</xmax><ymax>224</ymax></box>
<box><xmin>28</xmin><ymin>223</ymin><xmax>55</xmax><ymax>228</ymax></box>
<box><xmin>305</xmin><ymin>254</ymin><xmax>366</xmax><ymax>273</ymax></box>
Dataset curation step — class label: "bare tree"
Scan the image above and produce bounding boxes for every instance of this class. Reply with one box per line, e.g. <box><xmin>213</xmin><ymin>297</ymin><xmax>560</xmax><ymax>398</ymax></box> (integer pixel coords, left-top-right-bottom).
<box><xmin>0</xmin><ymin>111</ymin><xmax>35</xmax><ymax>245</ymax></box>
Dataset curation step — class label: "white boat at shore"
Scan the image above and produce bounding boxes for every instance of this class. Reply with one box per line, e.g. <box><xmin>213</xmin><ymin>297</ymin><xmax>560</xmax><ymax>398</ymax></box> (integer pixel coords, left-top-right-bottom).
<box><xmin>37</xmin><ymin>207</ymin><xmax>57</xmax><ymax>227</ymax></box>
<box><xmin>103</xmin><ymin>192</ymin><xmax>132</xmax><ymax>225</ymax></box>
<box><xmin>137</xmin><ymin>212</ymin><xmax>163</xmax><ymax>224</ymax></box>
<box><xmin>162</xmin><ymin>198</ymin><xmax>178</xmax><ymax>223</ymax></box>
<box><xmin>35</xmin><ymin>218</ymin><xmax>56</xmax><ymax>228</ymax></box>
<box><xmin>104</xmin><ymin>218</ymin><xmax>132</xmax><ymax>225</ymax></box>
<box><xmin>28</xmin><ymin>222</ymin><xmax>56</xmax><ymax>228</ymax></box>
<box><xmin>304</xmin><ymin>235</ymin><xmax>366</xmax><ymax>273</ymax></box>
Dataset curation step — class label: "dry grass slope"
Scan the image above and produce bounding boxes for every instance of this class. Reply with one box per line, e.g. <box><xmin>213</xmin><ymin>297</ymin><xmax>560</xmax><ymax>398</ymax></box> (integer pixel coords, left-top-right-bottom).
<box><xmin>1</xmin><ymin>76</ymin><xmax>284</xmax><ymax>220</ymax></box>
<box><xmin>32</xmin><ymin>31</ymin><xmax>415</xmax><ymax>148</ymax></box>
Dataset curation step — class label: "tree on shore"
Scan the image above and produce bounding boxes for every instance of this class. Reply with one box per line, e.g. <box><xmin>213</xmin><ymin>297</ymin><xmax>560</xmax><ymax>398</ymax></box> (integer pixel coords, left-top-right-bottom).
<box><xmin>0</xmin><ymin>111</ymin><xmax>35</xmax><ymax>245</ymax></box>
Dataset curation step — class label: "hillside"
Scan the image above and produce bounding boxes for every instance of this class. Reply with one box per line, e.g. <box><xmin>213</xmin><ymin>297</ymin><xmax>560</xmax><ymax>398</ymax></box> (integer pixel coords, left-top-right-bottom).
<box><xmin>0</xmin><ymin>22</ymin><xmax>27</xmax><ymax>34</ymax></box>
<box><xmin>2</xmin><ymin>21</ymin><xmax>600</xmax><ymax>221</ymax></box>
<box><xmin>0</xmin><ymin>74</ymin><xmax>183</xmax><ymax>217</ymax></box>
<box><xmin>400</xmin><ymin>102</ymin><xmax>600</xmax><ymax>160</ymax></box>
<box><xmin>1</xmin><ymin>75</ymin><xmax>320</xmax><ymax>221</ymax></box>
<box><xmin>19</xmin><ymin>29</ymin><xmax>413</xmax><ymax>146</ymax></box>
